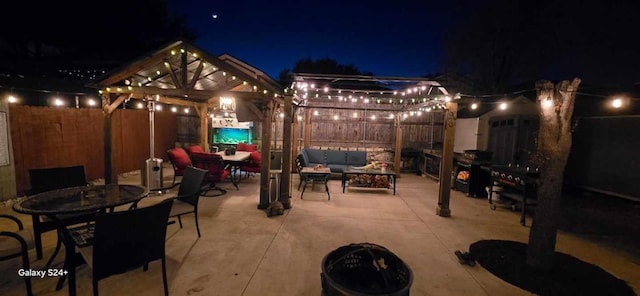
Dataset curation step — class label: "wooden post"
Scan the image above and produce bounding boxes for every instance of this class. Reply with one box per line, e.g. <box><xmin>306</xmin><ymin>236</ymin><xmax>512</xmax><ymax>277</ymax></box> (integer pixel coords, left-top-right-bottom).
<box><xmin>199</xmin><ymin>102</ymin><xmax>208</xmax><ymax>151</ymax></box>
<box><xmin>280</xmin><ymin>95</ymin><xmax>293</xmax><ymax>209</ymax></box>
<box><xmin>258</xmin><ymin>100</ymin><xmax>274</xmax><ymax>209</ymax></box>
<box><xmin>393</xmin><ymin>114</ymin><xmax>402</xmax><ymax>177</ymax></box>
<box><xmin>292</xmin><ymin>108</ymin><xmax>300</xmax><ymax>170</ymax></box>
<box><xmin>303</xmin><ymin>108</ymin><xmax>311</xmax><ymax>148</ymax></box>
<box><xmin>102</xmin><ymin>94</ymin><xmax>118</xmax><ymax>184</ymax></box>
<box><xmin>436</xmin><ymin>102</ymin><xmax>457</xmax><ymax>217</ymax></box>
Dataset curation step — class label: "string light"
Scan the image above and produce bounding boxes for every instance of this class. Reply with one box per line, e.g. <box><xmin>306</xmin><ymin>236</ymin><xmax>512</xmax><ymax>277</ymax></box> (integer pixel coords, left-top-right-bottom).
<box><xmin>611</xmin><ymin>98</ymin><xmax>623</xmax><ymax>108</ymax></box>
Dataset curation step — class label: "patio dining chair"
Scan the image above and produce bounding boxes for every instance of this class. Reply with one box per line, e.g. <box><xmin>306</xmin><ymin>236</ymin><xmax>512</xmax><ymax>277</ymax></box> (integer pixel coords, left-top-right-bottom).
<box><xmin>155</xmin><ymin>166</ymin><xmax>208</xmax><ymax>238</ymax></box>
<box><xmin>190</xmin><ymin>152</ymin><xmax>238</xmax><ymax>196</ymax></box>
<box><xmin>1</xmin><ymin>214</ymin><xmax>36</xmax><ymax>296</ymax></box>
<box><xmin>28</xmin><ymin>165</ymin><xmax>97</xmax><ymax>265</ymax></box>
<box><xmin>70</xmin><ymin>199</ymin><xmax>174</xmax><ymax>296</ymax></box>
<box><xmin>167</xmin><ymin>148</ymin><xmax>192</xmax><ymax>186</ymax></box>
<box><xmin>240</xmin><ymin>151</ymin><xmax>262</xmax><ymax>179</ymax></box>
<box><xmin>186</xmin><ymin>145</ymin><xmax>204</xmax><ymax>154</ymax></box>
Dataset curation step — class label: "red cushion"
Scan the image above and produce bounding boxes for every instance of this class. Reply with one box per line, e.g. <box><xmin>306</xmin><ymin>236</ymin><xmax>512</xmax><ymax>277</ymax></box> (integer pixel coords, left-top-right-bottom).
<box><xmin>187</xmin><ymin>145</ymin><xmax>204</xmax><ymax>154</ymax></box>
<box><xmin>249</xmin><ymin>151</ymin><xmax>262</xmax><ymax>164</ymax></box>
<box><xmin>167</xmin><ymin>148</ymin><xmax>191</xmax><ymax>174</ymax></box>
<box><xmin>245</xmin><ymin>144</ymin><xmax>257</xmax><ymax>152</ymax></box>
<box><xmin>236</xmin><ymin>143</ymin><xmax>248</xmax><ymax>151</ymax></box>
<box><xmin>190</xmin><ymin>152</ymin><xmax>228</xmax><ymax>182</ymax></box>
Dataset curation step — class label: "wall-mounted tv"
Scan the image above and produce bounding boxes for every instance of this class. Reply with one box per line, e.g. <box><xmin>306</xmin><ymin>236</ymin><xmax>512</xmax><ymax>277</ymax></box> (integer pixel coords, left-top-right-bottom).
<box><xmin>212</xmin><ymin>128</ymin><xmax>252</xmax><ymax>144</ymax></box>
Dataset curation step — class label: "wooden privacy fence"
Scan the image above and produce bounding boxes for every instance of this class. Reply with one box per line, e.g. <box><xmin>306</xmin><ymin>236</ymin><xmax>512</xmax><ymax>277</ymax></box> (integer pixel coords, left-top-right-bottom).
<box><xmin>9</xmin><ymin>105</ymin><xmax>177</xmax><ymax>196</ymax></box>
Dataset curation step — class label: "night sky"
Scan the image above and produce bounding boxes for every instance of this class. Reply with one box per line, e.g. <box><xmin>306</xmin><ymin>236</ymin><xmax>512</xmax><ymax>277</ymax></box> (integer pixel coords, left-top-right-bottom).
<box><xmin>166</xmin><ymin>0</ymin><xmax>640</xmax><ymax>89</ymax></box>
<box><xmin>167</xmin><ymin>0</ymin><xmax>463</xmax><ymax>79</ymax></box>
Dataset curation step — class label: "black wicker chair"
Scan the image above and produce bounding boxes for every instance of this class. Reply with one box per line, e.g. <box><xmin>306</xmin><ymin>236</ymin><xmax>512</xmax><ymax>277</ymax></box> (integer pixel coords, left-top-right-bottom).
<box><xmin>71</xmin><ymin>199</ymin><xmax>174</xmax><ymax>296</ymax></box>
<box><xmin>1</xmin><ymin>214</ymin><xmax>36</xmax><ymax>296</ymax></box>
<box><xmin>28</xmin><ymin>165</ymin><xmax>97</xmax><ymax>266</ymax></box>
<box><xmin>167</xmin><ymin>166</ymin><xmax>207</xmax><ymax>237</ymax></box>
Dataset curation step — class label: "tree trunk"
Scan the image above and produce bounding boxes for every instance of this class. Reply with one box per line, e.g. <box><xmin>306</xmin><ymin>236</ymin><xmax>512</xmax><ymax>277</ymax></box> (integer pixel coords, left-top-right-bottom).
<box><xmin>526</xmin><ymin>78</ymin><xmax>581</xmax><ymax>270</ymax></box>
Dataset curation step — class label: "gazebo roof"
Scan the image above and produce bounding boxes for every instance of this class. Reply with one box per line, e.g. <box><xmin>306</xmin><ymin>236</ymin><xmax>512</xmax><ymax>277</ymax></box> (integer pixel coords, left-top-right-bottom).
<box><xmin>88</xmin><ymin>39</ymin><xmax>283</xmax><ymax>104</ymax></box>
<box><xmin>289</xmin><ymin>73</ymin><xmax>454</xmax><ymax>112</ymax></box>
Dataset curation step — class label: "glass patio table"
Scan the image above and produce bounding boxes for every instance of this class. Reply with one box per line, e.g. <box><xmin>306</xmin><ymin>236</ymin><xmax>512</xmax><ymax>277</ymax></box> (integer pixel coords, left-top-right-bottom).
<box><xmin>12</xmin><ymin>184</ymin><xmax>149</xmax><ymax>296</ymax></box>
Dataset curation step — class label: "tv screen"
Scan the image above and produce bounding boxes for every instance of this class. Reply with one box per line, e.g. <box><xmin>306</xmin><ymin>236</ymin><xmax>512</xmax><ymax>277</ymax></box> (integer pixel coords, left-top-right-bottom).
<box><xmin>212</xmin><ymin>128</ymin><xmax>252</xmax><ymax>144</ymax></box>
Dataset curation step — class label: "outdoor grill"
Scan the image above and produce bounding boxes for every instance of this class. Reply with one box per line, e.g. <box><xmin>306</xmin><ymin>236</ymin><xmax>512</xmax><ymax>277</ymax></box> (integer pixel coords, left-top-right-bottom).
<box><xmin>454</xmin><ymin>150</ymin><xmax>493</xmax><ymax>197</ymax></box>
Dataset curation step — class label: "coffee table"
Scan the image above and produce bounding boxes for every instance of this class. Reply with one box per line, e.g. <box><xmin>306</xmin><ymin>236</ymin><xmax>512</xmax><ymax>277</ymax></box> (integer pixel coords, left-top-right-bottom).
<box><xmin>342</xmin><ymin>167</ymin><xmax>397</xmax><ymax>195</ymax></box>
<box><xmin>300</xmin><ymin>167</ymin><xmax>331</xmax><ymax>200</ymax></box>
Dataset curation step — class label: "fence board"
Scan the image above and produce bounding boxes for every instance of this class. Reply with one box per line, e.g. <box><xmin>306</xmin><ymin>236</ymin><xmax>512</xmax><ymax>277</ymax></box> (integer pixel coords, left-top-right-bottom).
<box><xmin>9</xmin><ymin>105</ymin><xmax>176</xmax><ymax>195</ymax></box>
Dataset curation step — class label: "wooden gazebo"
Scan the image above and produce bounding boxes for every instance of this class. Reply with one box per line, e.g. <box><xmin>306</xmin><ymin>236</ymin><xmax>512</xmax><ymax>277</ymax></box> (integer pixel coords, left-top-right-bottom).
<box><xmin>89</xmin><ymin>39</ymin><xmax>289</xmax><ymax>209</ymax></box>
<box><xmin>289</xmin><ymin>73</ymin><xmax>459</xmax><ymax>216</ymax></box>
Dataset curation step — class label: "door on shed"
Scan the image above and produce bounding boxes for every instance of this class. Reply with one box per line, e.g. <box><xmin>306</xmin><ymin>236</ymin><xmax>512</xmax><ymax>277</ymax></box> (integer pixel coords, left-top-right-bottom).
<box><xmin>488</xmin><ymin>118</ymin><xmax>517</xmax><ymax>165</ymax></box>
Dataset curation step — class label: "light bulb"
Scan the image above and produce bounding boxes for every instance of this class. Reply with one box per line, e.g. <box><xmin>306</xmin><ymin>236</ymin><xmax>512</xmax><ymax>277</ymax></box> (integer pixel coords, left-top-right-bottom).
<box><xmin>499</xmin><ymin>102</ymin><xmax>507</xmax><ymax>110</ymax></box>
<box><xmin>471</xmin><ymin>103</ymin><xmax>478</xmax><ymax>110</ymax></box>
<box><xmin>612</xmin><ymin>98</ymin><xmax>623</xmax><ymax>108</ymax></box>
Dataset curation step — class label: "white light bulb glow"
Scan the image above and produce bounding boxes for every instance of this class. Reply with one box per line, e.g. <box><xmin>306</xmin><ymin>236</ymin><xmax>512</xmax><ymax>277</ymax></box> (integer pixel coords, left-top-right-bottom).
<box><xmin>542</xmin><ymin>99</ymin><xmax>553</xmax><ymax>109</ymax></box>
<box><xmin>471</xmin><ymin>103</ymin><xmax>478</xmax><ymax>110</ymax></box>
<box><xmin>499</xmin><ymin>102</ymin><xmax>508</xmax><ymax>110</ymax></box>
<box><xmin>612</xmin><ymin>98</ymin><xmax>623</xmax><ymax>108</ymax></box>
<box><xmin>8</xmin><ymin>95</ymin><xmax>18</xmax><ymax>103</ymax></box>
<box><xmin>171</xmin><ymin>107</ymin><xmax>177</xmax><ymax>113</ymax></box>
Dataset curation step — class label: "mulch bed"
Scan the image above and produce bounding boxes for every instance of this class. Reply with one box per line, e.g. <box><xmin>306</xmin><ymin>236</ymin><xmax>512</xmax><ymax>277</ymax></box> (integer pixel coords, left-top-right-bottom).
<box><xmin>469</xmin><ymin>240</ymin><xmax>636</xmax><ymax>296</ymax></box>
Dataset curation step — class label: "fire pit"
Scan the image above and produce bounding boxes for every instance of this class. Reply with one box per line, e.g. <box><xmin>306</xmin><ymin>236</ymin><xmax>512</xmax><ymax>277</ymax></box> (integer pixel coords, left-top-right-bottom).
<box><xmin>321</xmin><ymin>243</ymin><xmax>413</xmax><ymax>296</ymax></box>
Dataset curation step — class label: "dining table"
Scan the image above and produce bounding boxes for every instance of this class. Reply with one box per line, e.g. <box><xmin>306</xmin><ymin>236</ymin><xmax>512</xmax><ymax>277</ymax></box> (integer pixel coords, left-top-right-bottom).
<box><xmin>12</xmin><ymin>184</ymin><xmax>149</xmax><ymax>296</ymax></box>
<box><xmin>215</xmin><ymin>151</ymin><xmax>252</xmax><ymax>183</ymax></box>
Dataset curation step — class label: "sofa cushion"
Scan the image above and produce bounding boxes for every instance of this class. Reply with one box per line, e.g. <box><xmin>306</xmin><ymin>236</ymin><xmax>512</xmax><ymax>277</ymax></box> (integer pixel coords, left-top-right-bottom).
<box><xmin>325</xmin><ymin>150</ymin><xmax>347</xmax><ymax>165</ymax></box>
<box><xmin>304</xmin><ymin>149</ymin><xmax>326</xmax><ymax>164</ymax></box>
<box><xmin>346</xmin><ymin>151</ymin><xmax>367</xmax><ymax>166</ymax></box>
<box><xmin>298</xmin><ymin>152</ymin><xmax>310</xmax><ymax>166</ymax></box>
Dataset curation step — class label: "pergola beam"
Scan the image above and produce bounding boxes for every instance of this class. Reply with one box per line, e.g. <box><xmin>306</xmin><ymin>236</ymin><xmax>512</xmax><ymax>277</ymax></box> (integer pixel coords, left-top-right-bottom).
<box><xmin>100</xmin><ymin>86</ymin><xmax>272</xmax><ymax>102</ymax></box>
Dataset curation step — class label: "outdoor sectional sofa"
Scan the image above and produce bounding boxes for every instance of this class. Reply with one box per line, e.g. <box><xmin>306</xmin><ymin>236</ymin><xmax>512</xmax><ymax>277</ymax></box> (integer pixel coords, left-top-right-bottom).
<box><xmin>298</xmin><ymin>148</ymin><xmax>367</xmax><ymax>173</ymax></box>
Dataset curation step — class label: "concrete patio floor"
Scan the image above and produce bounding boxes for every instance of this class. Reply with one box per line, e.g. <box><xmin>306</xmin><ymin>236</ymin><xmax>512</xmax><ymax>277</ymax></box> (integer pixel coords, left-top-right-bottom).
<box><xmin>1</xmin><ymin>165</ymin><xmax>639</xmax><ymax>296</ymax></box>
